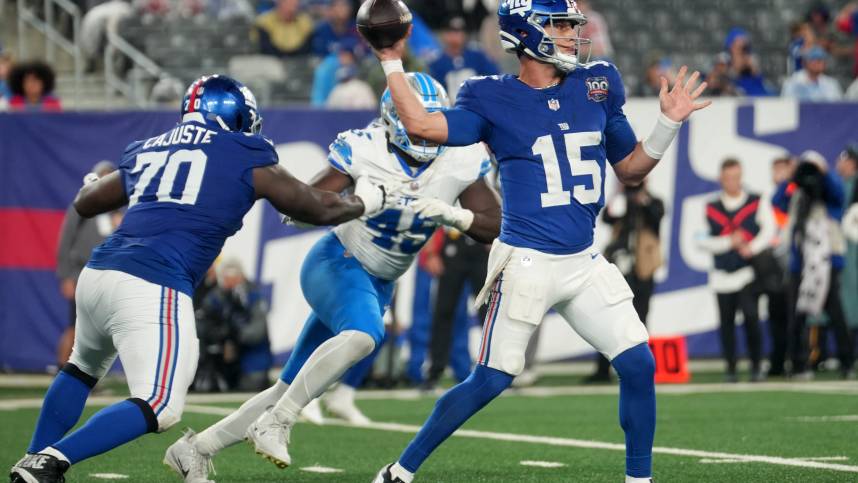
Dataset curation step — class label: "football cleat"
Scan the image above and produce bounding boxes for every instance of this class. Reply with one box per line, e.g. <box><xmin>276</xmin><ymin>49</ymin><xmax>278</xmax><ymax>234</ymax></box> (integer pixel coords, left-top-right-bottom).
<box><xmin>163</xmin><ymin>429</ymin><xmax>215</xmax><ymax>483</ymax></box>
<box><xmin>298</xmin><ymin>398</ymin><xmax>325</xmax><ymax>426</ymax></box>
<box><xmin>372</xmin><ymin>464</ymin><xmax>408</xmax><ymax>483</ymax></box>
<box><xmin>324</xmin><ymin>387</ymin><xmax>371</xmax><ymax>426</ymax></box>
<box><xmin>245</xmin><ymin>410</ymin><xmax>292</xmax><ymax>469</ymax></box>
<box><xmin>9</xmin><ymin>453</ymin><xmax>69</xmax><ymax>483</ymax></box>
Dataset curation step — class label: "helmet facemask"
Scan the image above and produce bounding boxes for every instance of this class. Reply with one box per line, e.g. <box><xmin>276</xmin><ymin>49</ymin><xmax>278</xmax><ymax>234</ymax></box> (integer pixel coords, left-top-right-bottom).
<box><xmin>528</xmin><ymin>12</ymin><xmax>592</xmax><ymax>72</ymax></box>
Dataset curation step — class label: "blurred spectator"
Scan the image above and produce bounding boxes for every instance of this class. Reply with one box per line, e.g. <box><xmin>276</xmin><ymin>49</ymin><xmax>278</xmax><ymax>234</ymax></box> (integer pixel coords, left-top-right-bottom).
<box><xmin>421</xmin><ymin>229</ymin><xmax>490</xmax><ymax>390</ymax></box>
<box><xmin>774</xmin><ymin>151</ymin><xmax>854</xmax><ymax>379</ymax></box>
<box><xmin>704</xmin><ymin>53</ymin><xmax>738</xmax><ymax>97</ymax></box>
<box><xmin>409</xmin><ymin>0</ymin><xmax>490</xmax><ymax>32</ymax></box>
<box><xmin>406</xmin><ymin>12</ymin><xmax>443</xmax><ymax>62</ymax></box>
<box><xmin>806</xmin><ymin>3</ymin><xmax>837</xmax><ymax>53</ymax></box>
<box><xmin>150</xmin><ymin>76</ymin><xmax>186</xmax><ymax>107</ymax></box>
<box><xmin>309</xmin><ymin>0</ymin><xmax>361</xmax><ymax>57</ymax></box>
<box><xmin>787</xmin><ymin>22</ymin><xmax>816</xmax><ymax>75</ymax></box>
<box><xmin>8</xmin><ymin>61</ymin><xmax>62</xmax><ymax>112</ymax></box>
<box><xmin>836</xmin><ymin>2</ymin><xmax>858</xmax><ymax>77</ymax></box>
<box><xmin>250</xmin><ymin>0</ymin><xmax>314</xmax><ymax>57</ymax></box>
<box><xmin>0</xmin><ymin>49</ymin><xmax>12</xmax><ymax>105</ymax></box>
<box><xmin>429</xmin><ymin>17</ymin><xmax>499</xmax><ymax>100</ymax></box>
<box><xmin>55</xmin><ymin>162</ymin><xmax>119</xmax><ymax>367</ymax></box>
<box><xmin>311</xmin><ymin>37</ymin><xmax>369</xmax><ymax>107</ymax></box>
<box><xmin>638</xmin><ymin>57</ymin><xmax>676</xmax><ymax>97</ymax></box>
<box><xmin>577</xmin><ymin>0</ymin><xmax>613</xmax><ymax>59</ymax></box>
<box><xmin>698</xmin><ymin>159</ymin><xmax>776</xmax><ymax>382</ymax></box>
<box><xmin>206</xmin><ymin>0</ymin><xmax>254</xmax><ymax>20</ymax></box>
<box><xmin>364</xmin><ymin>49</ymin><xmax>426</xmax><ymax>99</ymax></box>
<box><xmin>80</xmin><ymin>0</ymin><xmax>133</xmax><ymax>69</ymax></box>
<box><xmin>724</xmin><ymin>27</ymin><xmax>772</xmax><ymax>96</ymax></box>
<box><xmin>766</xmin><ymin>156</ymin><xmax>798</xmax><ymax>377</ymax></box>
<box><xmin>782</xmin><ymin>47</ymin><xmax>843</xmax><ymax>101</ymax></box>
<box><xmin>196</xmin><ymin>258</ymin><xmax>273</xmax><ymax>391</ymax></box>
<box><xmin>589</xmin><ymin>182</ymin><xmax>664</xmax><ymax>382</ymax></box>
<box><xmin>836</xmin><ymin>147</ymin><xmax>858</xmax><ymax>345</ymax></box>
<box><xmin>326</xmin><ymin>58</ymin><xmax>376</xmax><ymax>109</ymax></box>
<box><xmin>847</xmin><ymin>77</ymin><xmax>858</xmax><ymax>99</ymax></box>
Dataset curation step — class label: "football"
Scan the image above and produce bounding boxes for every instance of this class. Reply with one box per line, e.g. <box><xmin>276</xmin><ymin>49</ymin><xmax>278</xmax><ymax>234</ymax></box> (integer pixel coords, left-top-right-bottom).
<box><xmin>356</xmin><ymin>0</ymin><xmax>413</xmax><ymax>50</ymax></box>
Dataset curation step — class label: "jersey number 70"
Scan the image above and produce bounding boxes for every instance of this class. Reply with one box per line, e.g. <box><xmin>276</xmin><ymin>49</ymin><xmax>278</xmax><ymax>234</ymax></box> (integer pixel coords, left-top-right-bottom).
<box><xmin>128</xmin><ymin>149</ymin><xmax>208</xmax><ymax>207</ymax></box>
<box><xmin>532</xmin><ymin>131</ymin><xmax>602</xmax><ymax>208</ymax></box>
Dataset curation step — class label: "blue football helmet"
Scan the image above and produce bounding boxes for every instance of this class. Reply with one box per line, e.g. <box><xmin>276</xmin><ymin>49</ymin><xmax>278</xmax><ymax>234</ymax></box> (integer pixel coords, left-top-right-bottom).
<box><xmin>181</xmin><ymin>75</ymin><xmax>262</xmax><ymax>134</ymax></box>
<box><xmin>498</xmin><ymin>0</ymin><xmax>591</xmax><ymax>72</ymax></box>
<box><xmin>380</xmin><ymin>72</ymin><xmax>449</xmax><ymax>163</ymax></box>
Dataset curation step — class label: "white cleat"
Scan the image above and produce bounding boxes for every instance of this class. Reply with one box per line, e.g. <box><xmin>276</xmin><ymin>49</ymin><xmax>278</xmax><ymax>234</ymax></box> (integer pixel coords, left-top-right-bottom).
<box><xmin>246</xmin><ymin>410</ymin><xmax>292</xmax><ymax>469</ymax></box>
<box><xmin>299</xmin><ymin>398</ymin><xmax>325</xmax><ymax>425</ymax></box>
<box><xmin>324</xmin><ymin>385</ymin><xmax>371</xmax><ymax>425</ymax></box>
<box><xmin>163</xmin><ymin>429</ymin><xmax>215</xmax><ymax>483</ymax></box>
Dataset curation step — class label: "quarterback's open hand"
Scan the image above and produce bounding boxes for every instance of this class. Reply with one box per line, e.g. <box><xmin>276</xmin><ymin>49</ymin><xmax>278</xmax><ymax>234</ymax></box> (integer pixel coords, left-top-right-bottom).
<box><xmin>659</xmin><ymin>65</ymin><xmax>711</xmax><ymax>123</ymax></box>
<box><xmin>374</xmin><ymin>24</ymin><xmax>412</xmax><ymax>61</ymax></box>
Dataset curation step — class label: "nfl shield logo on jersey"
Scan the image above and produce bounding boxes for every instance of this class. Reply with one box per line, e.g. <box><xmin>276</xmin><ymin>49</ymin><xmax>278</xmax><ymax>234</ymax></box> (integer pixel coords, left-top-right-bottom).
<box><xmin>547</xmin><ymin>98</ymin><xmax>560</xmax><ymax>111</ymax></box>
<box><xmin>586</xmin><ymin>76</ymin><xmax>609</xmax><ymax>102</ymax></box>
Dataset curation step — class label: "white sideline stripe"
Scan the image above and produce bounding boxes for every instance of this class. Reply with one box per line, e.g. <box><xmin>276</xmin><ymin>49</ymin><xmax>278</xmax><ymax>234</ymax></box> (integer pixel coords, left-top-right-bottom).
<box><xmin>699</xmin><ymin>459</ymin><xmax>745</xmax><ymax>464</ymax></box>
<box><xmin>520</xmin><ymin>460</ymin><xmax>566</xmax><ymax>468</ymax></box>
<box><xmin>791</xmin><ymin>415</ymin><xmax>858</xmax><ymax>423</ymax></box>
<box><xmin>300</xmin><ymin>466</ymin><xmax>343</xmax><ymax>474</ymax></box>
<box><xmin>699</xmin><ymin>456</ymin><xmax>849</xmax><ymax>464</ymax></box>
<box><xmin>5</xmin><ymin>401</ymin><xmax>858</xmax><ymax>474</ymax></box>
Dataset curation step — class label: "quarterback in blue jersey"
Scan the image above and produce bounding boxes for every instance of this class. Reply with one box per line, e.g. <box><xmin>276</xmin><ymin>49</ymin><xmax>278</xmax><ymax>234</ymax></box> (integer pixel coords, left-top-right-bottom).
<box><xmin>10</xmin><ymin>75</ymin><xmax>387</xmax><ymax>483</ymax></box>
<box><xmin>160</xmin><ymin>73</ymin><xmax>502</xmax><ymax>482</ymax></box>
<box><xmin>370</xmin><ymin>1</ymin><xmax>711</xmax><ymax>482</ymax></box>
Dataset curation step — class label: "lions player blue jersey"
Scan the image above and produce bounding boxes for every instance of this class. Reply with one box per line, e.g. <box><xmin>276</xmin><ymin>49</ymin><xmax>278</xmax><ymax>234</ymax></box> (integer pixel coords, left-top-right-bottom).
<box><xmin>443</xmin><ymin>61</ymin><xmax>637</xmax><ymax>254</ymax></box>
<box><xmin>87</xmin><ymin>115</ymin><xmax>278</xmax><ymax>295</ymax></box>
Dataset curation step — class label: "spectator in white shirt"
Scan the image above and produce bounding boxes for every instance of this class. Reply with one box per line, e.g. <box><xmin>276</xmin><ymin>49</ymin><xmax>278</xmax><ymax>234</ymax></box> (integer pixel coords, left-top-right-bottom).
<box><xmin>782</xmin><ymin>46</ymin><xmax>843</xmax><ymax>101</ymax></box>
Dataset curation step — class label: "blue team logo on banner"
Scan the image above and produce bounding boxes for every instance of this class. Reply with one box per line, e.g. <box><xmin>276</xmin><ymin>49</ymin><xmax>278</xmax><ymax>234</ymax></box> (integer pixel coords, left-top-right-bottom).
<box><xmin>586</xmin><ymin>76</ymin><xmax>609</xmax><ymax>102</ymax></box>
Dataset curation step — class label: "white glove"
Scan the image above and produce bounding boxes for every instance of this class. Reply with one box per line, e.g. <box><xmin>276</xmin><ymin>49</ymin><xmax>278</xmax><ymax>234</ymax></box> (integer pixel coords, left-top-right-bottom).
<box><xmin>280</xmin><ymin>213</ymin><xmax>317</xmax><ymax>229</ymax></box>
<box><xmin>844</xmin><ymin>204</ymin><xmax>858</xmax><ymax>243</ymax></box>
<box><xmin>411</xmin><ymin>197</ymin><xmax>474</xmax><ymax>231</ymax></box>
<box><xmin>354</xmin><ymin>176</ymin><xmax>387</xmax><ymax>217</ymax></box>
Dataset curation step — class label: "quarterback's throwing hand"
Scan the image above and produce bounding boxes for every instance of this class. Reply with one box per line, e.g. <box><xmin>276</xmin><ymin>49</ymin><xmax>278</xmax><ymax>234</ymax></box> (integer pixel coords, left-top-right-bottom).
<box><xmin>659</xmin><ymin>65</ymin><xmax>711</xmax><ymax>123</ymax></box>
<box><xmin>412</xmin><ymin>197</ymin><xmax>474</xmax><ymax>231</ymax></box>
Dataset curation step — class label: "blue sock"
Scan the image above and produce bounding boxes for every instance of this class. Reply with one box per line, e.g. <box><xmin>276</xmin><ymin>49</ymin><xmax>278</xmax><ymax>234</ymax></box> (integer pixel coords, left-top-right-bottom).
<box><xmin>612</xmin><ymin>343</ymin><xmax>656</xmax><ymax>478</ymax></box>
<box><xmin>52</xmin><ymin>398</ymin><xmax>156</xmax><ymax>464</ymax></box>
<box><xmin>28</xmin><ymin>364</ymin><xmax>97</xmax><ymax>453</ymax></box>
<box><xmin>399</xmin><ymin>364</ymin><xmax>513</xmax><ymax>472</ymax></box>
<box><xmin>342</xmin><ymin>333</ymin><xmax>385</xmax><ymax>388</ymax></box>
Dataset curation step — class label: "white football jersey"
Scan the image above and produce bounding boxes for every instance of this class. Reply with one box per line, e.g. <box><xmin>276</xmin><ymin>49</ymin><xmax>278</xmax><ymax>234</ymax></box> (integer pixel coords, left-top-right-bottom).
<box><xmin>329</xmin><ymin>124</ymin><xmax>491</xmax><ymax>281</ymax></box>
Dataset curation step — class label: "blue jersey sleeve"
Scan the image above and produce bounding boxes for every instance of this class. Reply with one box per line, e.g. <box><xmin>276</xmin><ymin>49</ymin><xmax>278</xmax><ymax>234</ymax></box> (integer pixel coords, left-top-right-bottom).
<box><xmin>234</xmin><ymin>134</ymin><xmax>279</xmax><ymax>169</ymax></box>
<box><xmin>603</xmin><ymin>65</ymin><xmax>637</xmax><ymax>164</ymax></box>
<box><xmin>443</xmin><ymin>78</ymin><xmax>492</xmax><ymax>146</ymax></box>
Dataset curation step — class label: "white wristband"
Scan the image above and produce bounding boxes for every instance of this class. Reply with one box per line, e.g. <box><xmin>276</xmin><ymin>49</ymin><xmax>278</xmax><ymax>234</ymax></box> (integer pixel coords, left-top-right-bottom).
<box><xmin>381</xmin><ymin>59</ymin><xmax>405</xmax><ymax>77</ymax></box>
<box><xmin>642</xmin><ymin>113</ymin><xmax>682</xmax><ymax>160</ymax></box>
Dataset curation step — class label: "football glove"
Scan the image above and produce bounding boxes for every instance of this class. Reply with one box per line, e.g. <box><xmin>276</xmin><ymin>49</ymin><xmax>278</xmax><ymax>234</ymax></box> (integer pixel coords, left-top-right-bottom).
<box><xmin>411</xmin><ymin>197</ymin><xmax>474</xmax><ymax>231</ymax></box>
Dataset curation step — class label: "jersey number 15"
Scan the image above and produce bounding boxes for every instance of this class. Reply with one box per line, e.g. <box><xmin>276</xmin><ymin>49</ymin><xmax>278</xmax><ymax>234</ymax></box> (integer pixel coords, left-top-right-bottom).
<box><xmin>128</xmin><ymin>149</ymin><xmax>208</xmax><ymax>207</ymax></box>
<box><xmin>532</xmin><ymin>131</ymin><xmax>602</xmax><ymax>208</ymax></box>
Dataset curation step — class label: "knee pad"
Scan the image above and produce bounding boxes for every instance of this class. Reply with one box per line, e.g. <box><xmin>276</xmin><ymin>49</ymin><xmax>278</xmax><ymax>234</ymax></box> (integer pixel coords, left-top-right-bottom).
<box><xmin>612</xmin><ymin>343</ymin><xmax>656</xmax><ymax>382</ymax></box>
<box><xmin>497</xmin><ymin>346</ymin><xmax>526</xmax><ymax>376</ymax></box>
<box><xmin>341</xmin><ymin>330</ymin><xmax>377</xmax><ymax>359</ymax></box>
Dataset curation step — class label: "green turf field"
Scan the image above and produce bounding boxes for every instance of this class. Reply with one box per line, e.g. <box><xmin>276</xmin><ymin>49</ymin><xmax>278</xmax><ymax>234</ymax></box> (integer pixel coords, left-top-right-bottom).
<box><xmin>2</xmin><ymin>379</ymin><xmax>857</xmax><ymax>482</ymax></box>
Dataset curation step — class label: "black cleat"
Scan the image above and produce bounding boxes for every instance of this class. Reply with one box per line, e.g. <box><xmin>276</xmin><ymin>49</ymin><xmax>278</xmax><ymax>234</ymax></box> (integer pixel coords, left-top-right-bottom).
<box><xmin>9</xmin><ymin>453</ymin><xmax>69</xmax><ymax>483</ymax></box>
<box><xmin>372</xmin><ymin>463</ymin><xmax>408</xmax><ymax>483</ymax></box>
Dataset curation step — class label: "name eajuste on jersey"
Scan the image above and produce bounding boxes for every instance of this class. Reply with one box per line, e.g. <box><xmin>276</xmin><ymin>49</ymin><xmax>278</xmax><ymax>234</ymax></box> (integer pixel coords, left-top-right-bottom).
<box><xmin>142</xmin><ymin>124</ymin><xmax>218</xmax><ymax>150</ymax></box>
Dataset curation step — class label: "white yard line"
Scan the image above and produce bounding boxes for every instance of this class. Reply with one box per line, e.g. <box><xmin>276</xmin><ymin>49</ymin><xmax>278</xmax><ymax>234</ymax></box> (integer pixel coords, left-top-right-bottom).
<box><xmin>300</xmin><ymin>466</ymin><xmax>343</xmax><ymax>474</ymax></box>
<box><xmin>4</xmin><ymin>397</ymin><xmax>858</xmax><ymax>475</ymax></box>
<box><xmin>790</xmin><ymin>415</ymin><xmax>858</xmax><ymax>423</ymax></box>
<box><xmin>520</xmin><ymin>460</ymin><xmax>567</xmax><ymax>468</ymax></box>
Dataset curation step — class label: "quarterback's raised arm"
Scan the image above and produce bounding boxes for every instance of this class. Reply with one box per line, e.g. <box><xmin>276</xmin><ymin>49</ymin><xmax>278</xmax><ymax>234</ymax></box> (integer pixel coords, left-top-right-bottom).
<box><xmin>253</xmin><ymin>164</ymin><xmax>383</xmax><ymax>226</ymax></box>
<box><xmin>613</xmin><ymin>66</ymin><xmax>711</xmax><ymax>185</ymax></box>
<box><xmin>374</xmin><ymin>33</ymin><xmax>449</xmax><ymax>145</ymax></box>
<box><xmin>74</xmin><ymin>171</ymin><xmax>128</xmax><ymax>218</ymax></box>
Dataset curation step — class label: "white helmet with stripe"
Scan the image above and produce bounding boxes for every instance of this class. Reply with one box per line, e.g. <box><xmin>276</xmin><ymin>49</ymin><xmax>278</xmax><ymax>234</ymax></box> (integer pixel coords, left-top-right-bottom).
<box><xmin>380</xmin><ymin>72</ymin><xmax>450</xmax><ymax>163</ymax></box>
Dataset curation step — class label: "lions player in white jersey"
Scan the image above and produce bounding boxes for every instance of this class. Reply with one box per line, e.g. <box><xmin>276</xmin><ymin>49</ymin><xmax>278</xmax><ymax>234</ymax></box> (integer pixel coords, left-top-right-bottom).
<box><xmin>164</xmin><ymin>72</ymin><xmax>501</xmax><ymax>482</ymax></box>
<box><xmin>370</xmin><ymin>1</ymin><xmax>711</xmax><ymax>482</ymax></box>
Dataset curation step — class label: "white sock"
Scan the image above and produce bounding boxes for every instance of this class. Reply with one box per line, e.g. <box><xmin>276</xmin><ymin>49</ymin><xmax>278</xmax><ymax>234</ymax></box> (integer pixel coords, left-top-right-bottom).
<box><xmin>390</xmin><ymin>462</ymin><xmax>414</xmax><ymax>483</ymax></box>
<box><xmin>626</xmin><ymin>476</ymin><xmax>652</xmax><ymax>482</ymax></box>
<box><xmin>194</xmin><ymin>380</ymin><xmax>288</xmax><ymax>456</ymax></box>
<box><xmin>40</xmin><ymin>447</ymin><xmax>70</xmax><ymax>464</ymax></box>
<box><xmin>272</xmin><ymin>330</ymin><xmax>375</xmax><ymax>425</ymax></box>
